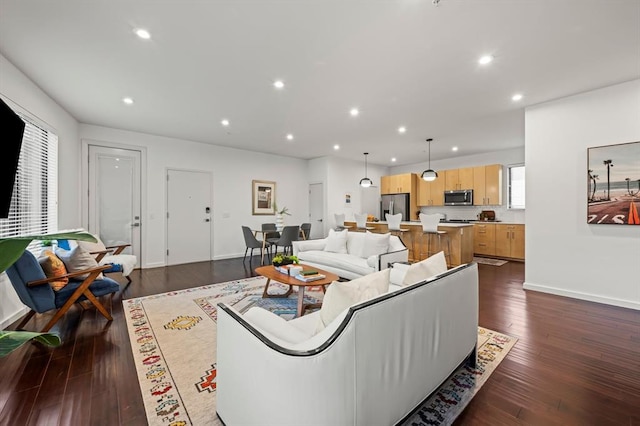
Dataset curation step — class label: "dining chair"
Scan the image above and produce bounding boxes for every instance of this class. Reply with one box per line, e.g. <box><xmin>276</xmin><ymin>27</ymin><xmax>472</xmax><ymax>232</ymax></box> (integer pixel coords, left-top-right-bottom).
<box><xmin>272</xmin><ymin>226</ymin><xmax>299</xmax><ymax>256</ymax></box>
<box><xmin>261</xmin><ymin>223</ymin><xmax>281</xmax><ymax>256</ymax></box>
<box><xmin>334</xmin><ymin>213</ymin><xmax>346</xmax><ymax>230</ymax></box>
<box><xmin>419</xmin><ymin>213</ymin><xmax>451</xmax><ymax>265</ymax></box>
<box><xmin>299</xmin><ymin>223</ymin><xmax>311</xmax><ymax>240</ymax></box>
<box><xmin>242</xmin><ymin>226</ymin><xmax>270</xmax><ymax>264</ymax></box>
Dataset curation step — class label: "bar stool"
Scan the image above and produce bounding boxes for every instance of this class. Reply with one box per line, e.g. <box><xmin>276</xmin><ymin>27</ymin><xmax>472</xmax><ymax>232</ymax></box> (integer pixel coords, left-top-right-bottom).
<box><xmin>385</xmin><ymin>213</ymin><xmax>412</xmax><ymax>256</ymax></box>
<box><xmin>419</xmin><ymin>213</ymin><xmax>451</xmax><ymax>266</ymax></box>
<box><xmin>354</xmin><ymin>213</ymin><xmax>369</xmax><ymax>232</ymax></box>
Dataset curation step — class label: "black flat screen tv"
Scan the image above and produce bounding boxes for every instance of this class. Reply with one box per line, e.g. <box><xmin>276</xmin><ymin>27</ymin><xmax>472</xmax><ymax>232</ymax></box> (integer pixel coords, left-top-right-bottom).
<box><xmin>0</xmin><ymin>98</ymin><xmax>25</xmax><ymax>218</ymax></box>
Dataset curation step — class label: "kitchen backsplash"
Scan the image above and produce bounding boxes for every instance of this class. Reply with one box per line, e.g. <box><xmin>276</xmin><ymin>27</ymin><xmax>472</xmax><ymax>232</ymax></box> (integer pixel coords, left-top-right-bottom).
<box><xmin>418</xmin><ymin>205</ymin><xmax>525</xmax><ymax>223</ymax></box>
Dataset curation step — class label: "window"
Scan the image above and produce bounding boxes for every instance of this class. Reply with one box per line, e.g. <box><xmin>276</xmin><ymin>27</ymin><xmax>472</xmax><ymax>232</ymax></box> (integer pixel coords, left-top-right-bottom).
<box><xmin>508</xmin><ymin>165</ymin><xmax>525</xmax><ymax>209</ymax></box>
<box><xmin>0</xmin><ymin>107</ymin><xmax>58</xmax><ymax>247</ymax></box>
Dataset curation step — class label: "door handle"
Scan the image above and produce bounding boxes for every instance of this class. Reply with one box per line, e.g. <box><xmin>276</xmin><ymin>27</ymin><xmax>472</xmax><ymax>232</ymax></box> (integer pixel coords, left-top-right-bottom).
<box><xmin>131</xmin><ymin>223</ymin><xmax>141</xmax><ymax>227</ymax></box>
<box><xmin>317</xmin><ymin>219</ymin><xmax>323</xmax><ymax>222</ymax></box>
<box><xmin>205</xmin><ymin>218</ymin><xmax>210</xmax><ymax>222</ymax></box>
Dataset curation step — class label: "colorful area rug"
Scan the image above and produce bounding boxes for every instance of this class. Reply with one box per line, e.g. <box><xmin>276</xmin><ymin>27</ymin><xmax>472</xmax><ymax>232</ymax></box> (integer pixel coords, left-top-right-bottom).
<box><xmin>473</xmin><ymin>256</ymin><xmax>509</xmax><ymax>267</ymax></box>
<box><xmin>124</xmin><ymin>277</ymin><xmax>517</xmax><ymax>426</ymax></box>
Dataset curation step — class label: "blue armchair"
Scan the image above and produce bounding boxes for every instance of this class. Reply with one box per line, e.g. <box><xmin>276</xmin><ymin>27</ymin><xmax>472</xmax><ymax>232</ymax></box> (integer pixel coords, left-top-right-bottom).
<box><xmin>6</xmin><ymin>250</ymin><xmax>120</xmax><ymax>332</ymax></box>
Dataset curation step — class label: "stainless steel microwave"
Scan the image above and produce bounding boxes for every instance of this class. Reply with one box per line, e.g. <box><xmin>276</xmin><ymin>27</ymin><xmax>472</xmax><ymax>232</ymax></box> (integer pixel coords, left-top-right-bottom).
<box><xmin>444</xmin><ymin>189</ymin><xmax>473</xmax><ymax>206</ymax></box>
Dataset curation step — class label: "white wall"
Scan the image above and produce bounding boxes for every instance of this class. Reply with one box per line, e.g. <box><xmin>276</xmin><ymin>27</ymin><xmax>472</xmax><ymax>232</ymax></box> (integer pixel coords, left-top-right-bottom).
<box><xmin>391</xmin><ymin>148</ymin><xmax>526</xmax><ymax>223</ymax></box>
<box><xmin>524</xmin><ymin>80</ymin><xmax>640</xmax><ymax>310</ymax></box>
<box><xmin>0</xmin><ymin>53</ymin><xmax>81</xmax><ymax>327</ymax></box>
<box><xmin>325</xmin><ymin>157</ymin><xmax>389</xmax><ymax>227</ymax></box>
<box><xmin>80</xmin><ymin>125</ymin><xmax>311</xmax><ymax>267</ymax></box>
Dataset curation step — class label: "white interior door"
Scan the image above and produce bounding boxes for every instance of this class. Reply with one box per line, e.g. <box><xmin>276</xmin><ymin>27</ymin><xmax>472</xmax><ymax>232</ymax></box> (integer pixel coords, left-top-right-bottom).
<box><xmin>309</xmin><ymin>183</ymin><xmax>324</xmax><ymax>238</ymax></box>
<box><xmin>88</xmin><ymin>145</ymin><xmax>141</xmax><ymax>264</ymax></box>
<box><xmin>166</xmin><ymin>169</ymin><xmax>212</xmax><ymax>265</ymax></box>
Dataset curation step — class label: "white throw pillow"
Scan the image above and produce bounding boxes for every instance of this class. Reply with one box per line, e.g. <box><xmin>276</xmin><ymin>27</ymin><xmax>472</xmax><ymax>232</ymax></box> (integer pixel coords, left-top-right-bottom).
<box><xmin>402</xmin><ymin>251</ymin><xmax>447</xmax><ymax>286</ymax></box>
<box><xmin>77</xmin><ymin>234</ymin><xmax>107</xmax><ymax>254</ymax></box>
<box><xmin>324</xmin><ymin>228</ymin><xmax>348</xmax><ymax>254</ymax></box>
<box><xmin>347</xmin><ymin>233</ymin><xmax>365</xmax><ymax>257</ymax></box>
<box><xmin>55</xmin><ymin>246</ymin><xmax>104</xmax><ymax>280</ymax></box>
<box><xmin>362</xmin><ymin>231</ymin><xmax>390</xmax><ymax>258</ymax></box>
<box><xmin>318</xmin><ymin>269</ymin><xmax>391</xmax><ymax>329</ymax></box>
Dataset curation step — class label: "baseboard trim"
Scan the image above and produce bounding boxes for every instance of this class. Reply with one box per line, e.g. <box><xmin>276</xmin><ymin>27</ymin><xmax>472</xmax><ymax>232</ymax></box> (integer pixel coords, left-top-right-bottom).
<box><xmin>0</xmin><ymin>306</ymin><xmax>29</xmax><ymax>329</ymax></box>
<box><xmin>523</xmin><ymin>282</ymin><xmax>640</xmax><ymax>311</ymax></box>
<box><xmin>142</xmin><ymin>262</ymin><xmax>165</xmax><ymax>269</ymax></box>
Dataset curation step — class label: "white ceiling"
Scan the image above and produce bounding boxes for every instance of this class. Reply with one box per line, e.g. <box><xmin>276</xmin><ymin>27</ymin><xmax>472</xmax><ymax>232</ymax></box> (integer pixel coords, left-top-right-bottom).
<box><xmin>1</xmin><ymin>0</ymin><xmax>638</xmax><ymax>166</ymax></box>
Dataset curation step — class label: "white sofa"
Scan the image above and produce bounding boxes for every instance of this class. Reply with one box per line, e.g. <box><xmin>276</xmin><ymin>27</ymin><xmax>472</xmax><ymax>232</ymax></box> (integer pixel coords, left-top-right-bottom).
<box><xmin>292</xmin><ymin>229</ymin><xmax>408</xmax><ymax>279</ymax></box>
<box><xmin>216</xmin><ymin>261</ymin><xmax>478</xmax><ymax>426</ymax></box>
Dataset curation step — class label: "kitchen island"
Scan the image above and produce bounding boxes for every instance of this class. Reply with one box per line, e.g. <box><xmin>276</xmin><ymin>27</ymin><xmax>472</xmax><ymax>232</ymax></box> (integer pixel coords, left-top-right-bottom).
<box><xmin>343</xmin><ymin>221</ymin><xmax>473</xmax><ymax>266</ymax></box>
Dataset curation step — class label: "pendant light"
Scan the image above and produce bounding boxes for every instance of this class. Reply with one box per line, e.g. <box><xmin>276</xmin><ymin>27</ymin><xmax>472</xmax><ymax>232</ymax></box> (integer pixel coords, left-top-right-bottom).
<box><xmin>421</xmin><ymin>138</ymin><xmax>438</xmax><ymax>181</ymax></box>
<box><xmin>359</xmin><ymin>152</ymin><xmax>373</xmax><ymax>188</ymax></box>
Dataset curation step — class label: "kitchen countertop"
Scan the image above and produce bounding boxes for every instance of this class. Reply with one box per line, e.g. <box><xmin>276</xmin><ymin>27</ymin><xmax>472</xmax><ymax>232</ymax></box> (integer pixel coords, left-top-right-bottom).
<box><xmin>370</xmin><ymin>221</ymin><xmax>473</xmax><ymax>228</ymax></box>
<box><xmin>372</xmin><ymin>220</ymin><xmax>525</xmax><ymax>226</ymax></box>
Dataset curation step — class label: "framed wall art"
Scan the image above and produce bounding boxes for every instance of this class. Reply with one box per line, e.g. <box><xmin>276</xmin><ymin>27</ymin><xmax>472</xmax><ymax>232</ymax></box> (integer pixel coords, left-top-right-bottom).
<box><xmin>587</xmin><ymin>141</ymin><xmax>639</xmax><ymax>225</ymax></box>
<box><xmin>252</xmin><ymin>180</ymin><xmax>275</xmax><ymax>215</ymax></box>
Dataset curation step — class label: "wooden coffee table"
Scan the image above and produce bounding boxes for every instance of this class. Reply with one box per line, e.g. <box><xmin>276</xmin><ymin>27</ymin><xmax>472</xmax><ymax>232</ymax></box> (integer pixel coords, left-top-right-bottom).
<box><xmin>255</xmin><ymin>264</ymin><xmax>339</xmax><ymax>317</ymax></box>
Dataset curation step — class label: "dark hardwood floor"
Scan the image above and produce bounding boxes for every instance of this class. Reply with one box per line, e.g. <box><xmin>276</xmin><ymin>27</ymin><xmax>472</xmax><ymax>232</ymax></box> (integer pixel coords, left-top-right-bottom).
<box><xmin>1</xmin><ymin>258</ymin><xmax>638</xmax><ymax>425</ymax></box>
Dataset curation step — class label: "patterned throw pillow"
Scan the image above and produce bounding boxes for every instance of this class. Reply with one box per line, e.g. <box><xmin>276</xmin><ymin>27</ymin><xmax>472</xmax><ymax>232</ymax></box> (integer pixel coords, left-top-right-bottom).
<box><xmin>38</xmin><ymin>250</ymin><xmax>69</xmax><ymax>291</ymax></box>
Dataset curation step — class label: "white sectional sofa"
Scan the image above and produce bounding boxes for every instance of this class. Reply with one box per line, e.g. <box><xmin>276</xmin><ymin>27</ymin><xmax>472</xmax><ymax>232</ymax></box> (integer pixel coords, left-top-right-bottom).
<box><xmin>216</xmin><ymin>259</ymin><xmax>478</xmax><ymax>426</ymax></box>
<box><xmin>292</xmin><ymin>229</ymin><xmax>408</xmax><ymax>279</ymax></box>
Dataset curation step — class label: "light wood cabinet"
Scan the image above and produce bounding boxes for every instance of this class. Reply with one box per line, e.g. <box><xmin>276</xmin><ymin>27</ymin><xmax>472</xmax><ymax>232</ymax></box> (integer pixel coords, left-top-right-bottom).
<box><xmin>381</xmin><ymin>173</ymin><xmax>413</xmax><ymax>194</ymax></box>
<box><xmin>417</xmin><ymin>176</ymin><xmax>445</xmax><ymax>206</ymax></box>
<box><xmin>495</xmin><ymin>224</ymin><xmax>525</xmax><ymax>259</ymax></box>
<box><xmin>473</xmin><ymin>164</ymin><xmax>502</xmax><ymax>206</ymax></box>
<box><xmin>474</xmin><ymin>223</ymin><xmax>496</xmax><ymax>256</ymax></box>
<box><xmin>445</xmin><ymin>167</ymin><xmax>473</xmax><ymax>191</ymax></box>
<box><xmin>380</xmin><ymin>175</ymin><xmax>391</xmax><ymax>194</ymax></box>
<box><xmin>474</xmin><ymin>223</ymin><xmax>524</xmax><ymax>260</ymax></box>
<box><xmin>381</xmin><ymin>173</ymin><xmax>420</xmax><ymax>221</ymax></box>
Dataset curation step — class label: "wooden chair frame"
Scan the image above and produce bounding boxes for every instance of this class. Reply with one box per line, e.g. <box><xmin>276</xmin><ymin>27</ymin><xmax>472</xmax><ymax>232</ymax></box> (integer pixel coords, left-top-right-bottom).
<box><xmin>16</xmin><ymin>264</ymin><xmax>113</xmax><ymax>332</ymax></box>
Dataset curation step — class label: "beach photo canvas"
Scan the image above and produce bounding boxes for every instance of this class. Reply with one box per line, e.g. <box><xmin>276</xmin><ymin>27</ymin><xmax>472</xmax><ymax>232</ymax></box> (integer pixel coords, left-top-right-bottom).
<box><xmin>587</xmin><ymin>141</ymin><xmax>640</xmax><ymax>225</ymax></box>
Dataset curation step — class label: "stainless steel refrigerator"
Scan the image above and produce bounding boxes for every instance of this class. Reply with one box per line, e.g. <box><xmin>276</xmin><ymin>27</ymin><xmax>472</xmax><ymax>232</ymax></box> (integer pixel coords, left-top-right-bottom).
<box><xmin>381</xmin><ymin>193</ymin><xmax>410</xmax><ymax>221</ymax></box>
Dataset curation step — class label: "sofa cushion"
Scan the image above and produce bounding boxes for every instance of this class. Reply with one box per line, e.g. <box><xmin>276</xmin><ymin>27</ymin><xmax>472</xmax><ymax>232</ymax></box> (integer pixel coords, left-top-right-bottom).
<box><xmin>324</xmin><ymin>228</ymin><xmax>348</xmax><ymax>254</ymax></box>
<box><xmin>318</xmin><ymin>269</ymin><xmax>390</xmax><ymax>329</ymax></box>
<box><xmin>347</xmin><ymin>232</ymin><xmax>366</xmax><ymax>257</ymax></box>
<box><xmin>362</xmin><ymin>232</ymin><xmax>390</xmax><ymax>258</ymax></box>
<box><xmin>244</xmin><ymin>307</ymin><xmax>311</xmax><ymax>344</ymax></box>
<box><xmin>402</xmin><ymin>251</ymin><xmax>447</xmax><ymax>286</ymax></box>
<box><xmin>389</xmin><ymin>263</ymin><xmax>410</xmax><ymax>286</ymax></box>
<box><xmin>296</xmin><ymin>250</ymin><xmax>374</xmax><ymax>277</ymax></box>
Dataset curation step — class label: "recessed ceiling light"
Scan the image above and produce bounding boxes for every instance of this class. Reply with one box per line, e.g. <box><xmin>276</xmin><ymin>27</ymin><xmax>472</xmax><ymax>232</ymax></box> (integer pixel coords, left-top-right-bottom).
<box><xmin>221</xmin><ymin>119</ymin><xmax>230</xmax><ymax>126</ymax></box>
<box><xmin>391</xmin><ymin>157</ymin><xmax>397</xmax><ymax>162</ymax></box>
<box><xmin>350</xmin><ymin>108</ymin><xmax>359</xmax><ymax>117</ymax></box>
<box><xmin>512</xmin><ymin>93</ymin><xmax>523</xmax><ymax>101</ymax></box>
<box><xmin>286</xmin><ymin>134</ymin><xmax>294</xmax><ymax>141</ymax></box>
<box><xmin>452</xmin><ymin>146</ymin><xmax>459</xmax><ymax>152</ymax></box>
<box><xmin>398</xmin><ymin>126</ymin><xmax>406</xmax><ymax>134</ymax></box>
<box><xmin>134</xmin><ymin>28</ymin><xmax>151</xmax><ymax>40</ymax></box>
<box><xmin>478</xmin><ymin>55</ymin><xmax>493</xmax><ymax>65</ymax></box>
<box><xmin>333</xmin><ymin>144</ymin><xmax>340</xmax><ymax>150</ymax></box>
<box><xmin>122</xmin><ymin>97</ymin><xmax>134</xmax><ymax>105</ymax></box>
<box><xmin>274</xmin><ymin>80</ymin><xmax>285</xmax><ymax>89</ymax></box>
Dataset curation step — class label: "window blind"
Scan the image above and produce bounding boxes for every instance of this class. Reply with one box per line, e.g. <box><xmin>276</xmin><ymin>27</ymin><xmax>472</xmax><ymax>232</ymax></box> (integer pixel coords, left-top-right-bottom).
<box><xmin>0</xmin><ymin>111</ymin><xmax>58</xmax><ymax>251</ymax></box>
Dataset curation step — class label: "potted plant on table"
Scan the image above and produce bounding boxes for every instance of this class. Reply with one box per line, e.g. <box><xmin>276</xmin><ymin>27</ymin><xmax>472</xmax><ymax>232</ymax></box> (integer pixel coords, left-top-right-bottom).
<box><xmin>272</xmin><ymin>254</ymin><xmax>298</xmax><ymax>267</ymax></box>
<box><xmin>273</xmin><ymin>202</ymin><xmax>291</xmax><ymax>232</ymax></box>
